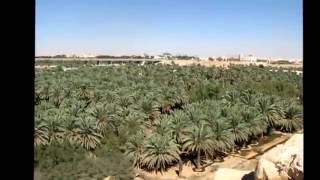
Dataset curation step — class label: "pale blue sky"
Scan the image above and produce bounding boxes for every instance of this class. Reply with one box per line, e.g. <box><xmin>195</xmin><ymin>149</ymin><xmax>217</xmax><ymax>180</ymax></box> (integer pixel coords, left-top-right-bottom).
<box><xmin>36</xmin><ymin>0</ymin><xmax>302</xmax><ymax>59</ymax></box>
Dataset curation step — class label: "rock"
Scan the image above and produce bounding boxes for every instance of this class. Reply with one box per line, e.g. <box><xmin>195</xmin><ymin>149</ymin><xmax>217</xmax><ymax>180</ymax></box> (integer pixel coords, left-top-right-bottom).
<box><xmin>255</xmin><ymin>134</ymin><xmax>303</xmax><ymax>180</ymax></box>
<box><xmin>255</xmin><ymin>158</ymin><xmax>283</xmax><ymax>180</ymax></box>
<box><xmin>134</xmin><ymin>177</ymin><xmax>144</xmax><ymax>180</ymax></box>
<box><xmin>212</xmin><ymin>168</ymin><xmax>253</xmax><ymax>180</ymax></box>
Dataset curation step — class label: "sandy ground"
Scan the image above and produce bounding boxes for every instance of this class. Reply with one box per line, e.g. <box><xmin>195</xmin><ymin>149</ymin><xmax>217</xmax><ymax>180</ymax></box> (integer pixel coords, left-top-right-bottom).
<box><xmin>160</xmin><ymin>60</ymin><xmax>302</xmax><ymax>69</ymax></box>
<box><xmin>35</xmin><ymin>65</ymin><xmax>57</xmax><ymax>69</ymax></box>
<box><xmin>134</xmin><ymin>156</ymin><xmax>259</xmax><ymax>180</ymax></box>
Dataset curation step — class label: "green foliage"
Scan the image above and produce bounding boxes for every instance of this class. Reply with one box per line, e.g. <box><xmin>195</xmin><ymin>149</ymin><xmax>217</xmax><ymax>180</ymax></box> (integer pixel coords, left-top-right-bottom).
<box><xmin>56</xmin><ymin>65</ymin><xmax>64</xmax><ymax>72</ymax></box>
<box><xmin>38</xmin><ymin>152</ymin><xmax>132</xmax><ymax>180</ymax></box>
<box><xmin>141</xmin><ymin>134</ymin><xmax>181</xmax><ymax>172</ymax></box>
<box><xmin>276</xmin><ymin>102</ymin><xmax>303</xmax><ymax>132</ymax></box>
<box><xmin>35</xmin><ymin>63</ymin><xmax>302</xmax><ymax>176</ymax></box>
<box><xmin>273</xmin><ymin>60</ymin><xmax>293</xmax><ymax>64</ymax></box>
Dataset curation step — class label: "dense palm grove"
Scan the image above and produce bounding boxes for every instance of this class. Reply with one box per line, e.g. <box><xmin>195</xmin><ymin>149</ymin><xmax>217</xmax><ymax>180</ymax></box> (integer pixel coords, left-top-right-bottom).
<box><xmin>35</xmin><ymin>63</ymin><xmax>302</xmax><ymax>179</ymax></box>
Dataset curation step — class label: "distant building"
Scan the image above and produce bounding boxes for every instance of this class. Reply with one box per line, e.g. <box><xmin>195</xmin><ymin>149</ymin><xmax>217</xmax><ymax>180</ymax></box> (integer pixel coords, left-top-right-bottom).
<box><xmin>199</xmin><ymin>57</ymin><xmax>208</xmax><ymax>61</ymax></box>
<box><xmin>73</xmin><ymin>53</ymin><xmax>95</xmax><ymax>58</ymax></box>
<box><xmin>216</xmin><ymin>56</ymin><xmax>227</xmax><ymax>61</ymax></box>
<box><xmin>239</xmin><ymin>54</ymin><xmax>257</xmax><ymax>62</ymax></box>
<box><xmin>65</xmin><ymin>53</ymin><xmax>95</xmax><ymax>58</ymax></box>
<box><xmin>67</xmin><ymin>54</ymin><xmax>78</xmax><ymax>58</ymax></box>
<box><xmin>159</xmin><ymin>53</ymin><xmax>174</xmax><ymax>60</ymax></box>
<box><xmin>220</xmin><ymin>56</ymin><xmax>228</xmax><ymax>61</ymax></box>
<box><xmin>153</xmin><ymin>55</ymin><xmax>162</xmax><ymax>60</ymax></box>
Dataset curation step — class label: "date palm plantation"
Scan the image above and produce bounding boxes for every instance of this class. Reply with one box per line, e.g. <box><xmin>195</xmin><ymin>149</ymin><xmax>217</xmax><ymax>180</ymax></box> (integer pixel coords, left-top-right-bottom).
<box><xmin>35</xmin><ymin>62</ymin><xmax>302</xmax><ymax>179</ymax></box>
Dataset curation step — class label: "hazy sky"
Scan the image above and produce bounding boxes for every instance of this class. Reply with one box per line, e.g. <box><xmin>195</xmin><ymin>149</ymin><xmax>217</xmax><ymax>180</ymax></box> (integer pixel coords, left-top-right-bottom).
<box><xmin>36</xmin><ymin>0</ymin><xmax>302</xmax><ymax>59</ymax></box>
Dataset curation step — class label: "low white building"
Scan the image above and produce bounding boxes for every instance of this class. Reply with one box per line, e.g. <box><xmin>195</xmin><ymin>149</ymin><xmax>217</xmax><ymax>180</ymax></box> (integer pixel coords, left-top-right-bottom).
<box><xmin>153</xmin><ymin>55</ymin><xmax>162</xmax><ymax>60</ymax></box>
<box><xmin>66</xmin><ymin>54</ymin><xmax>78</xmax><ymax>58</ymax></box>
<box><xmin>219</xmin><ymin>56</ymin><xmax>228</xmax><ymax>61</ymax></box>
<box><xmin>66</xmin><ymin>53</ymin><xmax>96</xmax><ymax>58</ymax></box>
<box><xmin>240</xmin><ymin>54</ymin><xmax>257</xmax><ymax>62</ymax></box>
<box><xmin>199</xmin><ymin>57</ymin><xmax>209</xmax><ymax>61</ymax></box>
<box><xmin>79</xmin><ymin>53</ymin><xmax>96</xmax><ymax>58</ymax></box>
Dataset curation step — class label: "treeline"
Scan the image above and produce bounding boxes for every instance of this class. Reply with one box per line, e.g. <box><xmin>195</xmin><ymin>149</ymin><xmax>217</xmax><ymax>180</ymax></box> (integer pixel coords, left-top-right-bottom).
<box><xmin>168</xmin><ymin>55</ymin><xmax>200</xmax><ymax>60</ymax></box>
<box><xmin>271</xmin><ymin>60</ymin><xmax>295</xmax><ymax>64</ymax></box>
<box><xmin>36</xmin><ymin>55</ymin><xmax>67</xmax><ymax>58</ymax></box>
<box><xmin>36</xmin><ymin>53</ymin><xmax>200</xmax><ymax>60</ymax></box>
<box><xmin>36</xmin><ymin>55</ymin><xmax>155</xmax><ymax>59</ymax></box>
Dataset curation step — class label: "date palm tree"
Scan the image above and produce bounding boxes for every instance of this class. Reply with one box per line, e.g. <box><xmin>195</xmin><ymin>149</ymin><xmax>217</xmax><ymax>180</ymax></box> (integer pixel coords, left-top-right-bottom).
<box><xmin>117</xmin><ymin>95</ymin><xmax>133</xmax><ymax>108</ymax></box>
<box><xmin>222</xmin><ymin>90</ymin><xmax>239</xmax><ymax>107</ymax></box>
<box><xmin>119</xmin><ymin>111</ymin><xmax>145</xmax><ymax>140</ymax></box>
<box><xmin>227</xmin><ymin>108</ymin><xmax>250</xmax><ymax>150</ymax></box>
<box><xmin>104</xmin><ymin>91</ymin><xmax>118</xmax><ymax>103</ymax></box>
<box><xmin>210</xmin><ymin>118</ymin><xmax>234</xmax><ymax>159</ymax></box>
<box><xmin>91</xmin><ymin>90</ymin><xmax>103</xmax><ymax>104</ymax></box>
<box><xmin>125</xmin><ymin>131</ymin><xmax>145</xmax><ymax>169</ymax></box>
<box><xmin>63</xmin><ymin>88</ymin><xmax>72</xmax><ymax>99</ymax></box>
<box><xmin>78</xmin><ymin>86</ymin><xmax>92</xmax><ymax>108</ymax></box>
<box><xmin>75</xmin><ymin>117</ymin><xmax>103</xmax><ymax>151</ymax></box>
<box><xmin>184</xmin><ymin>105</ymin><xmax>206</xmax><ymax>127</ymax></box>
<box><xmin>182</xmin><ymin>123</ymin><xmax>214</xmax><ymax>170</ymax></box>
<box><xmin>201</xmin><ymin>103</ymin><xmax>233</xmax><ymax>158</ymax></box>
<box><xmin>277</xmin><ymin>103</ymin><xmax>303</xmax><ymax>132</ymax></box>
<box><xmin>240</xmin><ymin>89</ymin><xmax>258</xmax><ymax>107</ymax></box>
<box><xmin>45</xmin><ymin>114</ymin><xmax>65</xmax><ymax>144</ymax></box>
<box><xmin>240</xmin><ymin>107</ymin><xmax>267</xmax><ymax>144</ymax></box>
<box><xmin>153</xmin><ymin>115</ymin><xmax>173</xmax><ymax>136</ymax></box>
<box><xmin>40</xmin><ymin>84</ymin><xmax>50</xmax><ymax>101</ymax></box>
<box><xmin>63</xmin><ymin>118</ymin><xmax>80</xmax><ymax>144</ymax></box>
<box><xmin>138</xmin><ymin>97</ymin><xmax>158</xmax><ymax>125</ymax></box>
<box><xmin>51</xmin><ymin>86</ymin><xmax>64</xmax><ymax>108</ymax></box>
<box><xmin>141</xmin><ymin>134</ymin><xmax>181</xmax><ymax>172</ymax></box>
<box><xmin>256</xmin><ymin>97</ymin><xmax>280</xmax><ymax>135</ymax></box>
<box><xmin>89</xmin><ymin>104</ymin><xmax>110</xmax><ymax>137</ymax></box>
<box><xmin>92</xmin><ymin>103</ymin><xmax>121</xmax><ymax>136</ymax></box>
<box><xmin>34</xmin><ymin>117</ymin><xmax>49</xmax><ymax>147</ymax></box>
<box><xmin>170</xmin><ymin>110</ymin><xmax>188</xmax><ymax>145</ymax></box>
<box><xmin>35</xmin><ymin>91</ymin><xmax>41</xmax><ymax>105</ymax></box>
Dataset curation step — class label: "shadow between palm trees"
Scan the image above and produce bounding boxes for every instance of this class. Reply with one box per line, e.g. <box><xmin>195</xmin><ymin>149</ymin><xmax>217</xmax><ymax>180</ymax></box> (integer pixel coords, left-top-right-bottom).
<box><xmin>241</xmin><ymin>171</ymin><xmax>255</xmax><ymax>180</ymax></box>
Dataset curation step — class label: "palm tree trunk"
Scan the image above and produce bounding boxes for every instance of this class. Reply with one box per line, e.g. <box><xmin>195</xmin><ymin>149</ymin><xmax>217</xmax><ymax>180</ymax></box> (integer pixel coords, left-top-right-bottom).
<box><xmin>178</xmin><ymin>159</ymin><xmax>183</xmax><ymax>177</ymax></box>
<box><xmin>252</xmin><ymin>135</ymin><xmax>259</xmax><ymax>145</ymax></box>
<box><xmin>266</xmin><ymin>126</ymin><xmax>273</xmax><ymax>135</ymax></box>
<box><xmin>196</xmin><ymin>150</ymin><xmax>201</xmax><ymax>169</ymax></box>
<box><xmin>243</xmin><ymin>142</ymin><xmax>247</xmax><ymax>149</ymax></box>
<box><xmin>114</xmin><ymin>128</ymin><xmax>119</xmax><ymax>136</ymax></box>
